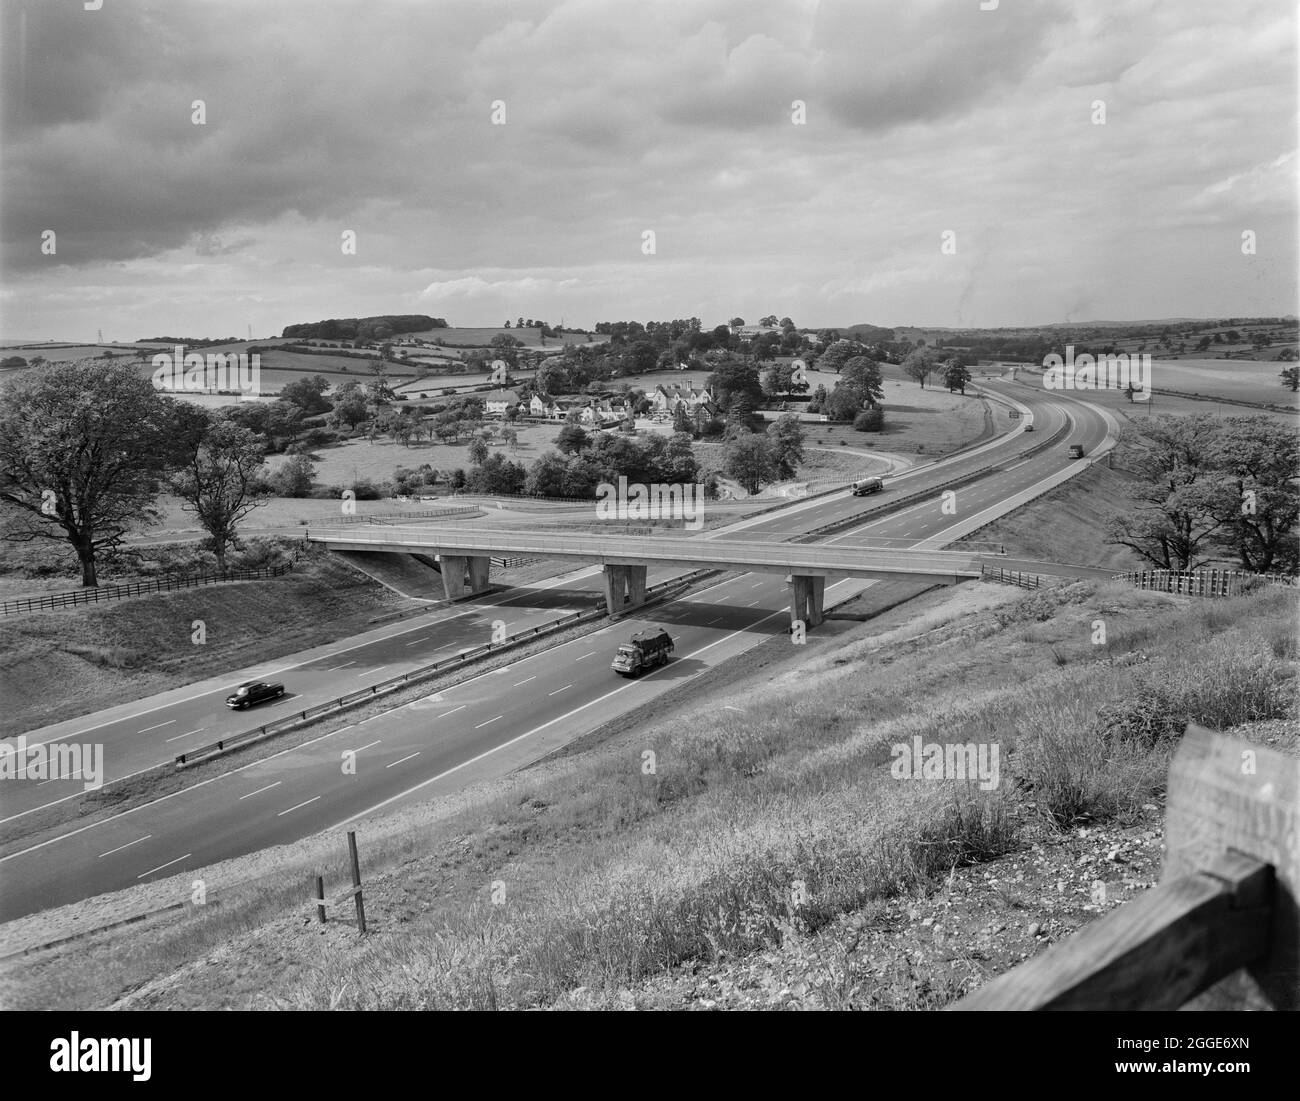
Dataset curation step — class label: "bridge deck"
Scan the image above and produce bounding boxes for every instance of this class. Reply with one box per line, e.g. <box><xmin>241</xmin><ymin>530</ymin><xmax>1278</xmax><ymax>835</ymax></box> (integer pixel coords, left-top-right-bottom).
<box><xmin>308</xmin><ymin>525</ymin><xmax>981</xmax><ymax>583</ymax></box>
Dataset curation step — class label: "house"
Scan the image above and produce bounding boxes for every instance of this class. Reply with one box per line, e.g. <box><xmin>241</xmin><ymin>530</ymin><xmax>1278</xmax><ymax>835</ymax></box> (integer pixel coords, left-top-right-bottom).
<box><xmin>652</xmin><ymin>383</ymin><xmax>713</xmax><ymax>414</ymax></box>
<box><xmin>529</xmin><ymin>394</ymin><xmax>549</xmax><ymax>417</ymax></box>
<box><xmin>482</xmin><ymin>388</ymin><xmax>520</xmax><ymax>416</ymax></box>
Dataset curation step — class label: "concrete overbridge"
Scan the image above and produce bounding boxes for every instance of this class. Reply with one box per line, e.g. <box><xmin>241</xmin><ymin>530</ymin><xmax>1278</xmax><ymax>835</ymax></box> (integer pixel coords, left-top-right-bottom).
<box><xmin>307</xmin><ymin>526</ymin><xmax>981</xmax><ymax>628</ymax></box>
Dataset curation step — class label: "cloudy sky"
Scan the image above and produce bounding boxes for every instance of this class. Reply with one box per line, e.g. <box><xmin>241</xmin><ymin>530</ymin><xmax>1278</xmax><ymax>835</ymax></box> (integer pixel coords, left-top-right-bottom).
<box><xmin>1</xmin><ymin>0</ymin><xmax>1295</xmax><ymax>341</ymax></box>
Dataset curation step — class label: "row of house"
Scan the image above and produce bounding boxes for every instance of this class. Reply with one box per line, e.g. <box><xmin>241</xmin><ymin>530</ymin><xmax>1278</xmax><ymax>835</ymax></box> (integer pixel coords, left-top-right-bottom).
<box><xmin>481</xmin><ymin>382</ymin><xmax>719</xmax><ymax>429</ymax></box>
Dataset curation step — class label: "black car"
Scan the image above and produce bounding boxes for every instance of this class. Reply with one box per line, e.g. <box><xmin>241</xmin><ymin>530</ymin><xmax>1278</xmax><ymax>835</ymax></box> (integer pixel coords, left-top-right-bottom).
<box><xmin>225</xmin><ymin>680</ymin><xmax>285</xmax><ymax>709</ymax></box>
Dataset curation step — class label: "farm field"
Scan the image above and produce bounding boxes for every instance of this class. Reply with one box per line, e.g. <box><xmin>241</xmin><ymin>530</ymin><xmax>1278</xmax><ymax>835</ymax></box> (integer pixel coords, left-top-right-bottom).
<box><xmin>1013</xmin><ymin>359</ymin><xmax>1297</xmax><ymax>411</ymax></box>
<box><xmin>401</xmin><ymin>326</ymin><xmax>606</xmax><ymax>349</ymax></box>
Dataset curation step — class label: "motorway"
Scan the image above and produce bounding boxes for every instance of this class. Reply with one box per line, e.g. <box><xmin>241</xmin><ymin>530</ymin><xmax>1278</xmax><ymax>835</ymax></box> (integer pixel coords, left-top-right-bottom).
<box><xmin>0</xmin><ymin>380</ymin><xmax>1116</xmax><ymax>923</ymax></box>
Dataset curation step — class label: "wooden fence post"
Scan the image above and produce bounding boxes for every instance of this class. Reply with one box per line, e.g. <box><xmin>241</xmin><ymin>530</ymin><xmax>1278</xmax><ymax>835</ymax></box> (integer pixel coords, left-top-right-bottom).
<box><xmin>1164</xmin><ymin>724</ymin><xmax>1299</xmax><ymax>1009</ymax></box>
<box><xmin>348</xmin><ymin>830</ymin><xmax>367</xmax><ymax>935</ymax></box>
<box><xmin>315</xmin><ymin>876</ymin><xmax>326</xmax><ymax>924</ymax></box>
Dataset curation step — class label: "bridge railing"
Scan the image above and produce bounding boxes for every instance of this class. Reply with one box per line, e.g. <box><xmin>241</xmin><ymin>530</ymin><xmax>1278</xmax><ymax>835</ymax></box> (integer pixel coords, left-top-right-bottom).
<box><xmin>950</xmin><ymin>724</ymin><xmax>1297</xmax><ymax>1011</ymax></box>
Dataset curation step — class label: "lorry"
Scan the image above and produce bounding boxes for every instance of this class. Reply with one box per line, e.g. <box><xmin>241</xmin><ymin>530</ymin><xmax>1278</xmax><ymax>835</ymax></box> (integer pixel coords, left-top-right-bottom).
<box><xmin>225</xmin><ymin>680</ymin><xmax>286</xmax><ymax>709</ymax></box>
<box><xmin>1068</xmin><ymin>444</ymin><xmax>1086</xmax><ymax>459</ymax></box>
<box><xmin>850</xmin><ymin>477</ymin><xmax>885</xmax><ymax>497</ymax></box>
<box><xmin>611</xmin><ymin>628</ymin><xmax>674</xmax><ymax>677</ymax></box>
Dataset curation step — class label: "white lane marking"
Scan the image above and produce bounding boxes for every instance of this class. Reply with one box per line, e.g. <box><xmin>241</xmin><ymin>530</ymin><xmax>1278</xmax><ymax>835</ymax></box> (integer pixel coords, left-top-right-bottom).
<box><xmin>405</xmin><ymin>637</ymin><xmax>430</xmax><ymax>646</ymax></box>
<box><xmin>386</xmin><ymin>752</ymin><xmax>420</xmax><ymax>768</ymax></box>
<box><xmin>575</xmin><ymin>651</ymin><xmax>596</xmax><ymax>661</ymax></box>
<box><xmin>352</xmin><ymin>740</ymin><xmax>382</xmax><ymax>753</ymax></box>
<box><xmin>706</xmin><ymin>617</ymin><xmax>722</xmax><ymax>625</ymax></box>
<box><xmin>277</xmin><ymin>796</ymin><xmax>321</xmax><ymax>817</ymax></box>
<box><xmin>750</xmin><ymin>582</ymin><xmax>763</xmax><ymax>588</ymax></box>
<box><xmin>359</xmin><ymin>666</ymin><xmax>385</xmax><ymax>677</ymax></box>
<box><xmin>239</xmin><ymin>781</ymin><xmax>282</xmax><ymax>800</ymax></box>
<box><xmin>337</xmin><ymin>608</ymin><xmax>794</xmax><ymax>825</ymax></box>
<box><xmin>475</xmin><ymin>715</ymin><xmax>502</xmax><ymax>729</ymax></box>
<box><xmin>165</xmin><ymin>728</ymin><xmax>204</xmax><ymax>743</ymax></box>
<box><xmin>723</xmin><ymin>706</ymin><xmax>744</xmax><ymax>713</ymax></box>
<box><xmin>745</xmin><ymin>600</ymin><xmax>760</xmax><ymax>607</ymax></box>
<box><xmin>331</xmin><ymin>661</ymin><xmax>357</xmax><ymax>670</ymax></box>
<box><xmin>99</xmin><ymin>835</ymin><xmax>151</xmax><ymax>858</ymax></box>
<box><xmin>138</xmin><ymin>720</ymin><xmax>175</xmax><ymax>733</ymax></box>
<box><xmin>549</xmin><ymin>684</ymin><xmax>572</xmax><ymax>696</ymax></box>
<box><xmin>137</xmin><ymin>853</ymin><xmax>191</xmax><ymax>879</ymax></box>
<box><xmin>437</xmin><ymin>705</ymin><xmax>466</xmax><ymax>718</ymax></box>
<box><xmin>513</xmin><ymin>676</ymin><xmax>536</xmax><ymax>687</ymax></box>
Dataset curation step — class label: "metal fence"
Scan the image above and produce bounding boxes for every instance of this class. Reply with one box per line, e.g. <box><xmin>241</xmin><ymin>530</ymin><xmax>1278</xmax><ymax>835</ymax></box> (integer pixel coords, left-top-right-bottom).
<box><xmin>1</xmin><ymin>562</ymin><xmax>295</xmax><ymax>616</ymax></box>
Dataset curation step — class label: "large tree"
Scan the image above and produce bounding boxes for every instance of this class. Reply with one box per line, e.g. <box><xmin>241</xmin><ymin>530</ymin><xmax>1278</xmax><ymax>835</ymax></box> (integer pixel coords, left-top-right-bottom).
<box><xmin>841</xmin><ymin>356</ymin><xmax>884</xmax><ymax>405</ymax></box>
<box><xmin>1105</xmin><ymin>415</ymin><xmax>1235</xmax><ymax>570</ymax></box>
<box><xmin>767</xmin><ymin>414</ymin><xmax>805</xmax><ymax>478</ymax></box>
<box><xmin>1214</xmin><ymin>416</ymin><xmax>1300</xmax><ymax>573</ymax></box>
<box><xmin>0</xmin><ymin>360</ymin><xmax>181</xmax><ymax>586</ymax></box>
<box><xmin>943</xmin><ymin>360</ymin><xmax>973</xmax><ymax>394</ymax></box>
<box><xmin>903</xmin><ymin>347</ymin><xmax>936</xmax><ymax>388</ymax></box>
<box><xmin>708</xmin><ymin>357</ymin><xmax>764</xmax><ymax>414</ymax></box>
<box><xmin>172</xmin><ymin>417</ymin><xmax>269</xmax><ymax>573</ymax></box>
<box><xmin>724</xmin><ymin>434</ymin><xmax>778</xmax><ymax>495</ymax></box>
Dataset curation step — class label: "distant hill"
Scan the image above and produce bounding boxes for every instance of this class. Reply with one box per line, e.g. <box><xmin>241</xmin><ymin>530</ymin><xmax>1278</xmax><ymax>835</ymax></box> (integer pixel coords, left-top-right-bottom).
<box><xmin>281</xmin><ymin>315</ymin><xmax>449</xmax><ymax>341</ymax></box>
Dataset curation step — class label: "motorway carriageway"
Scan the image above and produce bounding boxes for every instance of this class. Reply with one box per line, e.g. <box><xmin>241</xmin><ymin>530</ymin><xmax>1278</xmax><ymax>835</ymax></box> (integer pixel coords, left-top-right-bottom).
<box><xmin>0</xmin><ymin>383</ymin><xmax>1113</xmax><ymax>922</ymax></box>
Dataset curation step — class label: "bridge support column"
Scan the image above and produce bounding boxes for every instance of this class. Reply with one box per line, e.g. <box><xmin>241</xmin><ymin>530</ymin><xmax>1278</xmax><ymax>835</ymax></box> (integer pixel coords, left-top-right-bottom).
<box><xmin>440</xmin><ymin>554</ymin><xmax>491</xmax><ymax>600</ymax></box>
<box><xmin>603</xmin><ymin>563</ymin><xmax>648</xmax><ymax>615</ymax></box>
<box><xmin>786</xmin><ymin>574</ymin><xmax>826</xmax><ymax>629</ymax></box>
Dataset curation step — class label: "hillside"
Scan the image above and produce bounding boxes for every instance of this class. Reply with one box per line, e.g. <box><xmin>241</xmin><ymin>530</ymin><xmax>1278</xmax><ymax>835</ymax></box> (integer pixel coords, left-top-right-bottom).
<box><xmin>3</xmin><ymin>575</ymin><xmax>1292</xmax><ymax>1011</ymax></box>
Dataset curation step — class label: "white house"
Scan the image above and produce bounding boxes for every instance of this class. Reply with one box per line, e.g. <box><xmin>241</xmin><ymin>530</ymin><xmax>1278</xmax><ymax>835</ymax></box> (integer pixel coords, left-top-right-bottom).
<box><xmin>483</xmin><ymin>388</ymin><xmax>520</xmax><ymax>416</ymax></box>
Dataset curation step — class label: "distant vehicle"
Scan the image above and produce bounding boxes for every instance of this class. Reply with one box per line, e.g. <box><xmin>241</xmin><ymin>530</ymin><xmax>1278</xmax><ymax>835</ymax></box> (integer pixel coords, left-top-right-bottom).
<box><xmin>851</xmin><ymin>477</ymin><xmax>885</xmax><ymax>497</ymax></box>
<box><xmin>1023</xmin><ymin>423</ymin><xmax>1034</xmax><ymax>432</ymax></box>
<box><xmin>1068</xmin><ymin>444</ymin><xmax>1086</xmax><ymax>459</ymax></box>
<box><xmin>225</xmin><ymin>680</ymin><xmax>285</xmax><ymax>710</ymax></box>
<box><xmin>611</xmin><ymin>628</ymin><xmax>674</xmax><ymax>677</ymax></box>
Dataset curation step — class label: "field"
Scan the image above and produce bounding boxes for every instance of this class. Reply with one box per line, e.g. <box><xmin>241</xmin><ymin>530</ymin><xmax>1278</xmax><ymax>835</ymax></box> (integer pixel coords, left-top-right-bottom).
<box><xmin>402</xmin><ymin>326</ymin><xmax>606</xmax><ymax>349</ymax></box>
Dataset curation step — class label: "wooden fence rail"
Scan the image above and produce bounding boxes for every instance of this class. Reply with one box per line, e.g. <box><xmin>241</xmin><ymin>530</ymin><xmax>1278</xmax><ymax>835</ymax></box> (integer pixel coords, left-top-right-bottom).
<box><xmin>950</xmin><ymin>724</ymin><xmax>1298</xmax><ymax>1011</ymax></box>
<box><xmin>1</xmin><ymin>561</ymin><xmax>295</xmax><ymax>616</ymax></box>
<box><xmin>1117</xmin><ymin>568</ymin><xmax>1294</xmax><ymax>598</ymax></box>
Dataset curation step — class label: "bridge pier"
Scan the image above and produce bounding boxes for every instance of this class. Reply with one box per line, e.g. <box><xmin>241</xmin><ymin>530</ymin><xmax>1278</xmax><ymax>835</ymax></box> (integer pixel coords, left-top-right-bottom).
<box><xmin>786</xmin><ymin>574</ymin><xmax>825</xmax><ymax>629</ymax></box>
<box><xmin>603</xmin><ymin>563</ymin><xmax>648</xmax><ymax>615</ymax></box>
<box><xmin>439</xmin><ymin>554</ymin><xmax>492</xmax><ymax>600</ymax></box>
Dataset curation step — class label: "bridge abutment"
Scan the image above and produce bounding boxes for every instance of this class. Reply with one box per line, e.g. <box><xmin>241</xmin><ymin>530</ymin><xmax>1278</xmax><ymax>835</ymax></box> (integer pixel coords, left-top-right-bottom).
<box><xmin>786</xmin><ymin>573</ymin><xmax>825</xmax><ymax>629</ymax></box>
<box><xmin>440</xmin><ymin>554</ymin><xmax>492</xmax><ymax>600</ymax></box>
<box><xmin>603</xmin><ymin>563</ymin><xmax>648</xmax><ymax>614</ymax></box>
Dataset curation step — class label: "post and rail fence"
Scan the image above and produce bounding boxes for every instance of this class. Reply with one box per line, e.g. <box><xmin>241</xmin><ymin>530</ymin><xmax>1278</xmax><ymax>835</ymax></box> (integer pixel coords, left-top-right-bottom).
<box><xmin>0</xmin><ymin>561</ymin><xmax>295</xmax><ymax>616</ymax></box>
<box><xmin>1116</xmin><ymin>568</ymin><xmax>1295</xmax><ymax>598</ymax></box>
<box><xmin>951</xmin><ymin>723</ymin><xmax>1298</xmax><ymax>1011</ymax></box>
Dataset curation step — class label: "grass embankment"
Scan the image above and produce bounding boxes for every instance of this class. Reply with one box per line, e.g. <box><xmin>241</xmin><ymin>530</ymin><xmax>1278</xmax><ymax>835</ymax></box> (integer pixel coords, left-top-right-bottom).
<box><xmin>6</xmin><ymin>581</ymin><xmax>1292</xmax><ymax>1010</ymax></box>
<box><xmin>0</xmin><ymin>544</ymin><xmax>407</xmax><ymax>735</ymax></box>
<box><xmin>954</xmin><ymin>461</ymin><xmax>1143</xmax><ymax>569</ymax></box>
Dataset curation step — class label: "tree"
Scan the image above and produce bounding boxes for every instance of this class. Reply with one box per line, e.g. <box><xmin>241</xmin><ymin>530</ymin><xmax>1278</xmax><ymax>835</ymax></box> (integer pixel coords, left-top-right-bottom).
<box><xmin>724</xmin><ymin>434</ymin><xmax>777</xmax><ymax>495</ymax></box>
<box><xmin>279</xmin><ymin>374</ymin><xmax>333</xmax><ymax>415</ymax></box>
<box><xmin>1281</xmin><ymin>366</ymin><xmax>1299</xmax><ymax>392</ymax></box>
<box><xmin>943</xmin><ymin>361</ymin><xmax>972</xmax><ymax>394</ymax></box>
<box><xmin>767</xmin><ymin>414</ymin><xmax>805</xmax><ymax>478</ymax></box>
<box><xmin>825</xmin><ymin>383</ymin><xmax>868</xmax><ymax>423</ymax></box>
<box><xmin>172</xmin><ymin>419</ymin><xmax>269</xmax><ymax>572</ymax></box>
<box><xmin>780</xmin><ymin>317</ymin><xmax>795</xmax><ymax>330</ymax></box>
<box><xmin>524</xmin><ymin>451</ymin><xmax>568</xmax><ymax>497</ymax></box>
<box><xmin>0</xmin><ymin>360</ymin><xmax>180</xmax><ymax>586</ymax></box>
<box><xmin>502</xmin><ymin>427</ymin><xmax>519</xmax><ymax>452</ymax></box>
<box><xmin>818</xmin><ymin>340</ymin><xmax>861</xmax><ymax>375</ymax></box>
<box><xmin>759</xmin><ymin>315</ymin><xmax>779</xmax><ymax>327</ymax></box>
<box><xmin>672</xmin><ymin>403</ymin><xmax>693</xmax><ymax>435</ymax></box>
<box><xmin>1214</xmin><ymin>416</ymin><xmax>1299</xmax><ymax>574</ymax></box>
<box><xmin>729</xmin><ymin>317</ymin><xmax>745</xmax><ymax>329</ymax></box>
<box><xmin>273</xmin><ymin>453</ymin><xmax>316</xmax><ymax>498</ymax></box>
<box><xmin>555</xmin><ymin>423</ymin><xmax>589</xmax><ymax>455</ymax></box>
<box><xmin>1104</xmin><ymin>415</ymin><xmax>1234</xmax><ymax>570</ymax></box>
<box><xmin>707</xmin><ymin>358</ymin><xmax>764</xmax><ymax>413</ymax></box>
<box><xmin>490</xmin><ymin>333</ymin><xmax>522</xmax><ymax>367</ymax></box>
<box><xmin>467</xmin><ymin>452</ymin><xmax>526</xmax><ymax>495</ymax></box>
<box><xmin>536</xmin><ymin>359</ymin><xmax>570</xmax><ymax>396</ymax></box>
<box><xmin>853</xmin><ymin>407</ymin><xmax>885</xmax><ymax>432</ymax></box>
<box><xmin>449</xmin><ymin>468</ymin><xmax>467</xmax><ymax>491</ymax></box>
<box><xmin>903</xmin><ymin>348</ymin><xmax>936</xmax><ymax>388</ymax></box>
<box><xmin>468</xmin><ymin>436</ymin><xmax>490</xmax><ymax>465</ymax></box>
<box><xmin>841</xmin><ymin>357</ymin><xmax>884</xmax><ymax>405</ymax></box>
<box><xmin>330</xmin><ymin>382</ymin><xmax>369</xmax><ymax>430</ymax></box>
<box><xmin>808</xmin><ymin>383</ymin><xmax>828</xmax><ymax>414</ymax></box>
